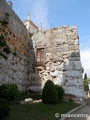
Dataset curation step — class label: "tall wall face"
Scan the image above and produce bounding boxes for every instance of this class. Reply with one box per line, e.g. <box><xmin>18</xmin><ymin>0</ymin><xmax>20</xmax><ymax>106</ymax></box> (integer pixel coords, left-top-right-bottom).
<box><xmin>0</xmin><ymin>0</ymin><xmax>33</xmax><ymax>91</ymax></box>
<box><xmin>0</xmin><ymin>0</ymin><xmax>86</xmax><ymax>102</ymax></box>
<box><xmin>31</xmin><ymin>26</ymin><xmax>87</xmax><ymax>102</ymax></box>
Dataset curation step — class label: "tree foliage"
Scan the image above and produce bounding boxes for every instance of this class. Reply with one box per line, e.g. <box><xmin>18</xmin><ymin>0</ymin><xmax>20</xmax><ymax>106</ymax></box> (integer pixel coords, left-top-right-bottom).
<box><xmin>84</xmin><ymin>79</ymin><xmax>89</xmax><ymax>92</ymax></box>
<box><xmin>55</xmin><ymin>85</ymin><xmax>64</xmax><ymax>100</ymax></box>
<box><xmin>84</xmin><ymin>73</ymin><xmax>87</xmax><ymax>80</ymax></box>
<box><xmin>42</xmin><ymin>80</ymin><xmax>59</xmax><ymax>104</ymax></box>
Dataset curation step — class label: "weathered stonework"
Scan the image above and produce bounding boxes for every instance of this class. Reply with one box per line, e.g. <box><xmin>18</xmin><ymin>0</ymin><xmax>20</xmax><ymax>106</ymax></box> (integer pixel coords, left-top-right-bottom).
<box><xmin>0</xmin><ymin>0</ymin><xmax>87</xmax><ymax>103</ymax></box>
<box><xmin>30</xmin><ymin>27</ymin><xmax>87</xmax><ymax>102</ymax></box>
<box><xmin>0</xmin><ymin>0</ymin><xmax>34</xmax><ymax>91</ymax></box>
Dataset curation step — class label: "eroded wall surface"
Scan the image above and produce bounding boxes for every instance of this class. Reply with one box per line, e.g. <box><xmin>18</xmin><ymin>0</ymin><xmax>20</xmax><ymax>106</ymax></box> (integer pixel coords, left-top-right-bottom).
<box><xmin>0</xmin><ymin>0</ymin><xmax>86</xmax><ymax>103</ymax></box>
<box><xmin>31</xmin><ymin>26</ymin><xmax>86</xmax><ymax>102</ymax></box>
<box><xmin>0</xmin><ymin>0</ymin><xmax>34</xmax><ymax>91</ymax></box>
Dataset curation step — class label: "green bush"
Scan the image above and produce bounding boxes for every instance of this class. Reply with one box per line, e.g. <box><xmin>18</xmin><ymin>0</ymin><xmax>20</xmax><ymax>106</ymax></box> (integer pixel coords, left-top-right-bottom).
<box><xmin>84</xmin><ymin>79</ymin><xmax>89</xmax><ymax>93</ymax></box>
<box><xmin>0</xmin><ymin>98</ymin><xmax>10</xmax><ymax>118</ymax></box>
<box><xmin>55</xmin><ymin>85</ymin><xmax>64</xmax><ymax>100</ymax></box>
<box><xmin>0</xmin><ymin>84</ymin><xmax>19</xmax><ymax>101</ymax></box>
<box><xmin>42</xmin><ymin>80</ymin><xmax>59</xmax><ymax>104</ymax></box>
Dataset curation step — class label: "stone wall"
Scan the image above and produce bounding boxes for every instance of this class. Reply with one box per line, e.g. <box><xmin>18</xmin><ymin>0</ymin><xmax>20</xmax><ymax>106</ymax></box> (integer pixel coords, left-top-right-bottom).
<box><xmin>0</xmin><ymin>0</ymin><xmax>34</xmax><ymax>91</ymax></box>
<box><xmin>0</xmin><ymin>0</ymin><xmax>86</xmax><ymax>103</ymax></box>
<box><xmin>31</xmin><ymin>26</ymin><xmax>86</xmax><ymax>102</ymax></box>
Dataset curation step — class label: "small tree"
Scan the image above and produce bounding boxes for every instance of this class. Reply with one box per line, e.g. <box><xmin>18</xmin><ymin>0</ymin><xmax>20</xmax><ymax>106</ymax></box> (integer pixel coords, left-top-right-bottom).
<box><xmin>83</xmin><ymin>73</ymin><xmax>89</xmax><ymax>94</ymax></box>
<box><xmin>84</xmin><ymin>73</ymin><xmax>87</xmax><ymax>80</ymax></box>
<box><xmin>42</xmin><ymin>80</ymin><xmax>59</xmax><ymax>104</ymax></box>
<box><xmin>84</xmin><ymin>79</ymin><xmax>89</xmax><ymax>93</ymax></box>
<box><xmin>55</xmin><ymin>85</ymin><xmax>64</xmax><ymax>100</ymax></box>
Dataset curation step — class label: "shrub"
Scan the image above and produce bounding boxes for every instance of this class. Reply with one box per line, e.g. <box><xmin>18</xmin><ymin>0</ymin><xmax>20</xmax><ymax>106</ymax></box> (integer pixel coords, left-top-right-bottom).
<box><xmin>0</xmin><ymin>84</ymin><xmax>19</xmax><ymax>101</ymax></box>
<box><xmin>83</xmin><ymin>79</ymin><xmax>89</xmax><ymax>93</ymax></box>
<box><xmin>42</xmin><ymin>80</ymin><xmax>59</xmax><ymax>104</ymax></box>
<box><xmin>0</xmin><ymin>98</ymin><xmax>10</xmax><ymax>118</ymax></box>
<box><xmin>55</xmin><ymin>85</ymin><xmax>64</xmax><ymax>100</ymax></box>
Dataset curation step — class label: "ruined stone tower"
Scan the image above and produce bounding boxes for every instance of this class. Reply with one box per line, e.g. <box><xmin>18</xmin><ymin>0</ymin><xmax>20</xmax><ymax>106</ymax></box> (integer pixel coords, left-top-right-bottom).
<box><xmin>24</xmin><ymin>13</ymin><xmax>87</xmax><ymax>102</ymax></box>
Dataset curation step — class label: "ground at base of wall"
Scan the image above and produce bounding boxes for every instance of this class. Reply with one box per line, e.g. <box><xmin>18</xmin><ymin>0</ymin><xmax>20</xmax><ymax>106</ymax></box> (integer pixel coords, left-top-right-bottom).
<box><xmin>6</xmin><ymin>93</ymin><xmax>80</xmax><ymax>120</ymax></box>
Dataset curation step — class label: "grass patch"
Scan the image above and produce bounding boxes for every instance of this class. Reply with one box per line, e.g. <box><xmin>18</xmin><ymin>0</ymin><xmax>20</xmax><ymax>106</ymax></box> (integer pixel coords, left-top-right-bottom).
<box><xmin>6</xmin><ymin>93</ymin><xmax>79</xmax><ymax>120</ymax></box>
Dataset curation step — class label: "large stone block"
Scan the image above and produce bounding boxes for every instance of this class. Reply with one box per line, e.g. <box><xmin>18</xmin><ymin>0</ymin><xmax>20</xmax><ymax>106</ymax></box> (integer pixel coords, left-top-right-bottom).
<box><xmin>64</xmin><ymin>60</ymin><xmax>75</xmax><ymax>70</ymax></box>
<box><xmin>64</xmin><ymin>71</ymin><xmax>75</xmax><ymax>77</ymax></box>
<box><xmin>65</xmin><ymin>86</ymin><xmax>87</xmax><ymax>98</ymax></box>
<box><xmin>66</xmin><ymin>78</ymin><xmax>83</xmax><ymax>86</ymax></box>
<box><xmin>74</xmin><ymin>61</ymin><xmax>82</xmax><ymax>70</ymax></box>
<box><xmin>74</xmin><ymin>70</ymin><xmax>82</xmax><ymax>78</ymax></box>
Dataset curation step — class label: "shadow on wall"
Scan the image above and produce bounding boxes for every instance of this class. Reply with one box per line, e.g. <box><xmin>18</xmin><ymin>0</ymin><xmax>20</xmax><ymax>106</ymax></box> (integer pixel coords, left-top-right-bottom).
<box><xmin>26</xmin><ymin>38</ymin><xmax>42</xmax><ymax>93</ymax></box>
<box><xmin>0</xmin><ymin>0</ymin><xmax>42</xmax><ymax>92</ymax></box>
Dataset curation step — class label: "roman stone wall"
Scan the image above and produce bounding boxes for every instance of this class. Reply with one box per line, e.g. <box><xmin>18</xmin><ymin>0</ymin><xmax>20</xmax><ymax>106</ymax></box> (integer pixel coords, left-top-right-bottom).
<box><xmin>31</xmin><ymin>26</ymin><xmax>86</xmax><ymax>102</ymax></box>
<box><xmin>0</xmin><ymin>0</ymin><xmax>34</xmax><ymax>91</ymax></box>
<box><xmin>0</xmin><ymin>0</ymin><xmax>86</xmax><ymax>103</ymax></box>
